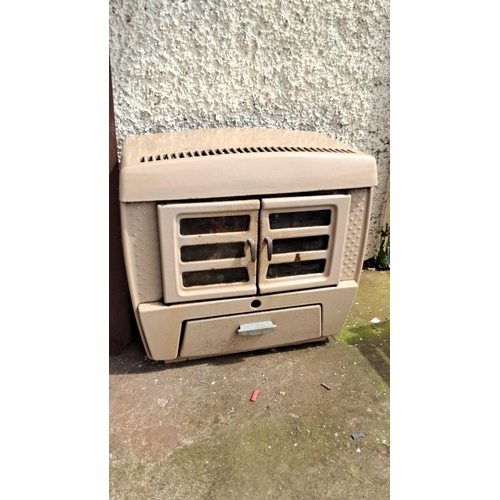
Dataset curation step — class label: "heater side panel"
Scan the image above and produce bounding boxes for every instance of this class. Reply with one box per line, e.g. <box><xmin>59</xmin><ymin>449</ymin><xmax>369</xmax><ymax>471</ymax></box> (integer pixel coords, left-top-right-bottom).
<box><xmin>340</xmin><ymin>188</ymin><xmax>372</xmax><ymax>282</ymax></box>
<box><xmin>121</xmin><ymin>201</ymin><xmax>163</xmax><ymax>307</ymax></box>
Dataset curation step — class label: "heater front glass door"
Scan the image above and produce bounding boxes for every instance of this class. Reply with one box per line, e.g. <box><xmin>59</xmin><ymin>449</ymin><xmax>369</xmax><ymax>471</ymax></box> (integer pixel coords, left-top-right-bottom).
<box><xmin>257</xmin><ymin>194</ymin><xmax>351</xmax><ymax>294</ymax></box>
<box><xmin>158</xmin><ymin>200</ymin><xmax>260</xmax><ymax>303</ymax></box>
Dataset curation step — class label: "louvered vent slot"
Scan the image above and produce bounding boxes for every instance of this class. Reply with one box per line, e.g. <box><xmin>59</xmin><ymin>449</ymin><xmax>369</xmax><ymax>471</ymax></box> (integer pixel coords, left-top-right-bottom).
<box><xmin>269</xmin><ymin>210</ymin><xmax>331</xmax><ymax>229</ymax></box>
<box><xmin>267</xmin><ymin>260</ymin><xmax>326</xmax><ymax>279</ymax></box>
<box><xmin>182</xmin><ymin>268</ymin><xmax>249</xmax><ymax>287</ymax></box>
<box><xmin>180</xmin><ymin>215</ymin><xmax>250</xmax><ymax>235</ymax></box>
<box><xmin>272</xmin><ymin>235</ymin><xmax>329</xmax><ymax>254</ymax></box>
<box><xmin>138</xmin><ymin>146</ymin><xmax>356</xmax><ymax>162</ymax></box>
<box><xmin>181</xmin><ymin>242</ymin><xmax>245</xmax><ymax>262</ymax></box>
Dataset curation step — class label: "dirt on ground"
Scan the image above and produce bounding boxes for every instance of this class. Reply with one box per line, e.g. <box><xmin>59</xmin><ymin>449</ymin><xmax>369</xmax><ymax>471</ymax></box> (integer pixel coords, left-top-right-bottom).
<box><xmin>109</xmin><ymin>270</ymin><xmax>390</xmax><ymax>499</ymax></box>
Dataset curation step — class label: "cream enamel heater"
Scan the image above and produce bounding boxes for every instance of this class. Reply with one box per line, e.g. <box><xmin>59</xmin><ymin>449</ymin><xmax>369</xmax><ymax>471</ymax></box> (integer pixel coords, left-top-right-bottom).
<box><xmin>119</xmin><ymin>128</ymin><xmax>377</xmax><ymax>362</ymax></box>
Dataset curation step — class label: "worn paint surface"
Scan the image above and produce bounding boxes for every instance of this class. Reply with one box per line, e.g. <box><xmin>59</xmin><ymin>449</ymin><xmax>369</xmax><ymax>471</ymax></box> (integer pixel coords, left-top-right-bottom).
<box><xmin>109</xmin><ymin>0</ymin><xmax>390</xmax><ymax>259</ymax></box>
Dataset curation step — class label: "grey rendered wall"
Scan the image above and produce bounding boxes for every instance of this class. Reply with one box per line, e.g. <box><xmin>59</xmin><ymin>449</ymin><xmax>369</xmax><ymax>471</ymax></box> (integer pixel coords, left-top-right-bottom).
<box><xmin>109</xmin><ymin>0</ymin><xmax>389</xmax><ymax>259</ymax></box>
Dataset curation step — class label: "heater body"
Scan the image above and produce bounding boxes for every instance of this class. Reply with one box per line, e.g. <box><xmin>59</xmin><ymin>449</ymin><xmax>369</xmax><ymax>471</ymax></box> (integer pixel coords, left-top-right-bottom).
<box><xmin>119</xmin><ymin>128</ymin><xmax>377</xmax><ymax>362</ymax></box>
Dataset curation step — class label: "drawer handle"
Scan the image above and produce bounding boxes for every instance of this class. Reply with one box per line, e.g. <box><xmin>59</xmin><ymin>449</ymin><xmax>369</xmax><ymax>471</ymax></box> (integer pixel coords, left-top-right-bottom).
<box><xmin>264</xmin><ymin>237</ymin><xmax>273</xmax><ymax>261</ymax></box>
<box><xmin>247</xmin><ymin>237</ymin><xmax>256</xmax><ymax>262</ymax></box>
<box><xmin>237</xmin><ymin>321</ymin><xmax>277</xmax><ymax>336</ymax></box>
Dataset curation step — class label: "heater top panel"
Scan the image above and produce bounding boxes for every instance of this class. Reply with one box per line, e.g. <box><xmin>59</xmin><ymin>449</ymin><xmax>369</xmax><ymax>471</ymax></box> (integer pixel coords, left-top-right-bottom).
<box><xmin>119</xmin><ymin>128</ymin><xmax>377</xmax><ymax>202</ymax></box>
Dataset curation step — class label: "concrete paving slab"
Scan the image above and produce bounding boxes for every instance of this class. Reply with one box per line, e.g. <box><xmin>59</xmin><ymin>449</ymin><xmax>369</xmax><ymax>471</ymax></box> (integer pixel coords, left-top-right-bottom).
<box><xmin>110</xmin><ymin>269</ymin><xmax>390</xmax><ymax>499</ymax></box>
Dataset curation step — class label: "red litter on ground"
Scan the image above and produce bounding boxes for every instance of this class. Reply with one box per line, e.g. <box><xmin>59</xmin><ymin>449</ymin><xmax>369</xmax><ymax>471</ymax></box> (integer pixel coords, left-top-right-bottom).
<box><xmin>250</xmin><ymin>389</ymin><xmax>259</xmax><ymax>402</ymax></box>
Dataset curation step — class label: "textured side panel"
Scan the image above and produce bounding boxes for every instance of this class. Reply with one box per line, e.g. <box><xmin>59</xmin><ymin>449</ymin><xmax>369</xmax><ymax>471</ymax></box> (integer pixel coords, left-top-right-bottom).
<box><xmin>340</xmin><ymin>189</ymin><xmax>370</xmax><ymax>282</ymax></box>
<box><xmin>122</xmin><ymin>202</ymin><xmax>163</xmax><ymax>305</ymax></box>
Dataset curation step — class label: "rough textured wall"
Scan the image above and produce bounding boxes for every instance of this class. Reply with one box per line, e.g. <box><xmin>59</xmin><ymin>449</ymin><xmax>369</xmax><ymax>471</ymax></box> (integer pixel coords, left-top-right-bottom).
<box><xmin>109</xmin><ymin>0</ymin><xmax>389</xmax><ymax>259</ymax></box>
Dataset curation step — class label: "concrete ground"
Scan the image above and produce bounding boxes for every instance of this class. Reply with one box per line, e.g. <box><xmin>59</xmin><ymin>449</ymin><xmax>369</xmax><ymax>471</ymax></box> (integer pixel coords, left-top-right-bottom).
<box><xmin>109</xmin><ymin>269</ymin><xmax>390</xmax><ymax>499</ymax></box>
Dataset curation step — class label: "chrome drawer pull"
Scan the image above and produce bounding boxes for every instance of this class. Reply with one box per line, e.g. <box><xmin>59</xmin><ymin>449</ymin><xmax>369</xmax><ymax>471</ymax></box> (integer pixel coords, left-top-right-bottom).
<box><xmin>237</xmin><ymin>321</ymin><xmax>277</xmax><ymax>336</ymax></box>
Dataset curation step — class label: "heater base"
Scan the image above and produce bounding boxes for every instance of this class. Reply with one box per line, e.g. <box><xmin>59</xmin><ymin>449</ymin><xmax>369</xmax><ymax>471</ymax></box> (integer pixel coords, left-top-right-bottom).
<box><xmin>137</xmin><ymin>281</ymin><xmax>358</xmax><ymax>362</ymax></box>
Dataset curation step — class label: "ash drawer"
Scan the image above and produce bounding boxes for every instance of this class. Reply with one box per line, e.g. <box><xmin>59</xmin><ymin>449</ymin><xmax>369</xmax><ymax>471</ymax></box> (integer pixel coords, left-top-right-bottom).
<box><xmin>179</xmin><ymin>305</ymin><xmax>322</xmax><ymax>358</ymax></box>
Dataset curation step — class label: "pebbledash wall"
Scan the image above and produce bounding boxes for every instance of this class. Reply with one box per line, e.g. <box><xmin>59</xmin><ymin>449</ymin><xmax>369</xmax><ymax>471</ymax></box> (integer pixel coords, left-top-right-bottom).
<box><xmin>109</xmin><ymin>0</ymin><xmax>389</xmax><ymax>259</ymax></box>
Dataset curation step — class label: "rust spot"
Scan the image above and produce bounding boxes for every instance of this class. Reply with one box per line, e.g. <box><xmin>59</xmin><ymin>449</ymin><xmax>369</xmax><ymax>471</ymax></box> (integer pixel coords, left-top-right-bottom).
<box><xmin>294</xmin><ymin>253</ymin><xmax>301</xmax><ymax>262</ymax></box>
